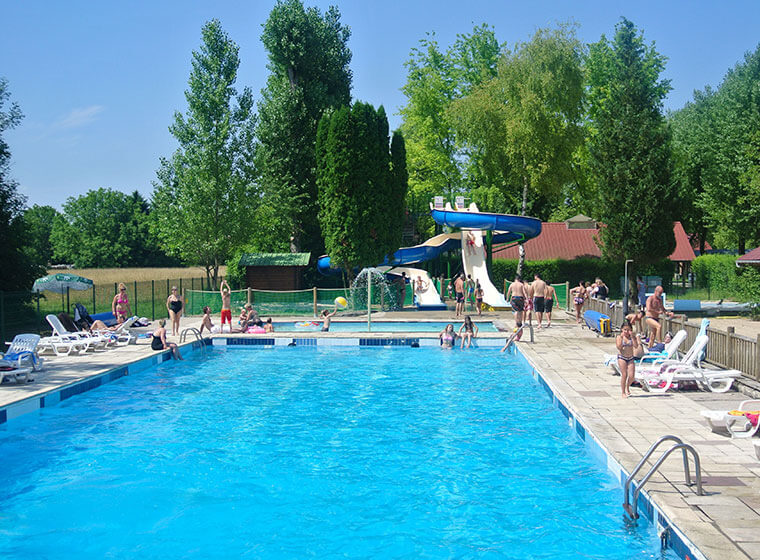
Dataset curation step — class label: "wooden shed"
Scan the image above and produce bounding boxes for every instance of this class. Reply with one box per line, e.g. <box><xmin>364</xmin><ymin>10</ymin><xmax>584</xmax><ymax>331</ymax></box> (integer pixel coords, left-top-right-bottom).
<box><xmin>239</xmin><ymin>253</ymin><xmax>311</xmax><ymax>291</ymax></box>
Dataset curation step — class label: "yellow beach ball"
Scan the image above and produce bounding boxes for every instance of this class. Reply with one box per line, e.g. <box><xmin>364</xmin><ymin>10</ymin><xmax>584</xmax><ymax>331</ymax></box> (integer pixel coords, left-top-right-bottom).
<box><xmin>334</xmin><ymin>296</ymin><xmax>348</xmax><ymax>309</ymax></box>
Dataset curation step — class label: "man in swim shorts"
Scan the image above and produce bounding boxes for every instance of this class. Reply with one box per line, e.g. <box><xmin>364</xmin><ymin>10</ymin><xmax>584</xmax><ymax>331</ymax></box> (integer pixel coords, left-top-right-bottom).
<box><xmin>506</xmin><ymin>275</ymin><xmax>526</xmax><ymax>326</ymax></box>
<box><xmin>531</xmin><ymin>273</ymin><xmax>547</xmax><ymax>329</ymax></box>
<box><xmin>220</xmin><ymin>278</ymin><xmax>232</xmax><ymax>332</ymax></box>
<box><xmin>544</xmin><ymin>283</ymin><xmax>555</xmax><ymax>327</ymax></box>
<box><xmin>645</xmin><ymin>285</ymin><xmax>673</xmax><ymax>348</ymax></box>
<box><xmin>454</xmin><ymin>273</ymin><xmax>466</xmax><ymax>318</ymax></box>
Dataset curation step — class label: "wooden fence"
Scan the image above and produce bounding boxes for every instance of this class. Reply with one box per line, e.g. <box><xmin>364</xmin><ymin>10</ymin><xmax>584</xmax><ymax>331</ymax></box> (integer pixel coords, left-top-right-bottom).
<box><xmin>586</xmin><ymin>297</ymin><xmax>760</xmax><ymax>381</ymax></box>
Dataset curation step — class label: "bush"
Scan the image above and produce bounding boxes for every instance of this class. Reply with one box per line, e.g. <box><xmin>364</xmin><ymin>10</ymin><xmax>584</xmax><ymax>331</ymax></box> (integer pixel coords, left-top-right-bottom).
<box><xmin>491</xmin><ymin>257</ymin><xmax>673</xmax><ymax>298</ymax></box>
<box><xmin>689</xmin><ymin>254</ymin><xmax>760</xmax><ymax>302</ymax></box>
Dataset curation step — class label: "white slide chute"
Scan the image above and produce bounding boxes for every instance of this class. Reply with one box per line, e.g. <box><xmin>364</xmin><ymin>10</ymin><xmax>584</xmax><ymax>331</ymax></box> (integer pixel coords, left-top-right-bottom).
<box><xmin>458</xmin><ymin>203</ymin><xmax>509</xmax><ymax>309</ymax></box>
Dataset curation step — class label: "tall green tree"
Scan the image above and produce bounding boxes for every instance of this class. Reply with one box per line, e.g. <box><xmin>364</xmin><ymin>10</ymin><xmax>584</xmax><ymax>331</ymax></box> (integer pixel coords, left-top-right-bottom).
<box><xmin>587</xmin><ymin>18</ymin><xmax>676</xmax><ymax>266</ymax></box>
<box><xmin>316</xmin><ymin>103</ymin><xmax>408</xmax><ymax>276</ymax></box>
<box><xmin>669</xmin><ymin>88</ymin><xmax>715</xmax><ymax>253</ymax></box>
<box><xmin>450</xmin><ymin>24</ymin><xmax>585</xmax><ymax>274</ymax></box>
<box><xmin>152</xmin><ymin>19</ymin><xmax>257</xmax><ymax>288</ymax></box>
<box><xmin>399</xmin><ymin>25</ymin><xmax>502</xmax><ymax>236</ymax></box>
<box><xmin>23</xmin><ymin>204</ymin><xmax>61</xmax><ymax>266</ymax></box>
<box><xmin>257</xmin><ymin>0</ymin><xmax>352</xmax><ymax>254</ymax></box>
<box><xmin>695</xmin><ymin>45</ymin><xmax>760</xmax><ymax>252</ymax></box>
<box><xmin>0</xmin><ymin>78</ymin><xmax>44</xmax><ymax>290</ymax></box>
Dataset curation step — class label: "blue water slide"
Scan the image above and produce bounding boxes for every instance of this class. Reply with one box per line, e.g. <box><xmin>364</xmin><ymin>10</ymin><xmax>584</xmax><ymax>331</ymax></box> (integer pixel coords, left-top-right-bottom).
<box><xmin>317</xmin><ymin>209</ymin><xmax>541</xmax><ymax>275</ymax></box>
<box><xmin>430</xmin><ymin>208</ymin><xmax>542</xmax><ymax>243</ymax></box>
<box><xmin>317</xmin><ymin>234</ymin><xmax>461</xmax><ymax>275</ymax></box>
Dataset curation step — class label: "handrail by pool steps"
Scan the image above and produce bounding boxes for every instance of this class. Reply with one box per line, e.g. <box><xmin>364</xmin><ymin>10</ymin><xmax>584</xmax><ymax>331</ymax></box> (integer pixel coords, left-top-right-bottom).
<box><xmin>180</xmin><ymin>327</ymin><xmax>207</xmax><ymax>355</ymax></box>
<box><xmin>623</xmin><ymin>435</ymin><xmax>703</xmax><ymax>520</ymax></box>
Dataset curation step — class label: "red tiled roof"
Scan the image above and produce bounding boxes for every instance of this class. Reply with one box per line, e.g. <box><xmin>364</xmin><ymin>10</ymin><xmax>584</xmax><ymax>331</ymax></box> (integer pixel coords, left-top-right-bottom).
<box><xmin>493</xmin><ymin>221</ymin><xmax>696</xmax><ymax>262</ymax></box>
<box><xmin>737</xmin><ymin>246</ymin><xmax>760</xmax><ymax>264</ymax></box>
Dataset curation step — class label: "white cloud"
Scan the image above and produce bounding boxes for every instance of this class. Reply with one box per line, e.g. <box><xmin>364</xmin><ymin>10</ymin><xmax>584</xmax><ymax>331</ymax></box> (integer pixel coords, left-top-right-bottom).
<box><xmin>53</xmin><ymin>105</ymin><xmax>104</xmax><ymax>129</ymax></box>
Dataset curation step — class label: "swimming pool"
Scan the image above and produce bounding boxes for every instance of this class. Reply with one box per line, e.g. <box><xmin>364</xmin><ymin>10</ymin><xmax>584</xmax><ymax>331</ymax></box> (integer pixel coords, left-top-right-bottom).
<box><xmin>0</xmin><ymin>346</ymin><xmax>677</xmax><ymax>558</ymax></box>
<box><xmin>275</xmin><ymin>320</ymin><xmax>500</xmax><ymax>332</ymax></box>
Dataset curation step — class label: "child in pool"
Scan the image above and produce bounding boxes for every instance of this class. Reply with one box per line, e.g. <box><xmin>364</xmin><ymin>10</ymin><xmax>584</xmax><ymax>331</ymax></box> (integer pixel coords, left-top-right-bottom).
<box><xmin>321</xmin><ymin>305</ymin><xmax>338</xmax><ymax>332</ymax></box>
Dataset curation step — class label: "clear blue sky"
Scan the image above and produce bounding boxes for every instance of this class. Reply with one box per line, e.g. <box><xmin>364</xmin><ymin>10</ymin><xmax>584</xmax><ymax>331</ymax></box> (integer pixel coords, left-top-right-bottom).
<box><xmin>3</xmin><ymin>0</ymin><xmax>759</xmax><ymax>209</ymax></box>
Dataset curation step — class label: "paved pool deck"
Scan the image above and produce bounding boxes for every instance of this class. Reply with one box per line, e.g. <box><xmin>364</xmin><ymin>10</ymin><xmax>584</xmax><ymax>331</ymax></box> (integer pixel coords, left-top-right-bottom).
<box><xmin>1</xmin><ymin>309</ymin><xmax>759</xmax><ymax>560</ymax></box>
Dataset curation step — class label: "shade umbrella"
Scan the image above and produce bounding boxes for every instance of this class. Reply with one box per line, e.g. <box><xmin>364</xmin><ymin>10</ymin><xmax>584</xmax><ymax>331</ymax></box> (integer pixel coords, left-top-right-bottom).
<box><xmin>33</xmin><ymin>273</ymin><xmax>94</xmax><ymax>294</ymax></box>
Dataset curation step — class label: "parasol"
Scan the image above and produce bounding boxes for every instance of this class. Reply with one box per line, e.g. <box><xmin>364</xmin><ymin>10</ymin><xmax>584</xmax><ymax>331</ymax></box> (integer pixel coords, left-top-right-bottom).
<box><xmin>33</xmin><ymin>273</ymin><xmax>94</xmax><ymax>294</ymax></box>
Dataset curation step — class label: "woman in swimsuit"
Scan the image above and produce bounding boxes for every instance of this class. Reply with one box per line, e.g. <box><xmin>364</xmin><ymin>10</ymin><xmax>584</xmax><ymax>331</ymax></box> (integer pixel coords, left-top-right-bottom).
<box><xmin>616</xmin><ymin>320</ymin><xmax>640</xmax><ymax>398</ymax></box>
<box><xmin>571</xmin><ymin>281</ymin><xmax>586</xmax><ymax>324</ymax></box>
<box><xmin>151</xmin><ymin>319</ymin><xmax>182</xmax><ymax>360</ymax></box>
<box><xmin>166</xmin><ymin>286</ymin><xmax>184</xmax><ymax>336</ymax></box>
<box><xmin>438</xmin><ymin>323</ymin><xmax>458</xmax><ymax>349</ymax></box>
<box><xmin>458</xmin><ymin>315</ymin><xmax>479</xmax><ymax>349</ymax></box>
<box><xmin>112</xmin><ymin>283</ymin><xmax>132</xmax><ymax>324</ymax></box>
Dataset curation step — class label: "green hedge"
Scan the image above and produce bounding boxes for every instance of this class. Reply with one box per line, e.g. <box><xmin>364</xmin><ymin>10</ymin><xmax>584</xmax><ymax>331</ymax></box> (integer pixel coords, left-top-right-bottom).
<box><xmin>491</xmin><ymin>258</ymin><xmax>674</xmax><ymax>299</ymax></box>
<box><xmin>692</xmin><ymin>254</ymin><xmax>760</xmax><ymax>301</ymax></box>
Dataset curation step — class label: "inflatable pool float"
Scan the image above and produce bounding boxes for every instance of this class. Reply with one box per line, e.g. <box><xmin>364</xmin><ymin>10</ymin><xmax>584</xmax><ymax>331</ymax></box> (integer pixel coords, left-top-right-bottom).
<box><xmin>246</xmin><ymin>326</ymin><xmax>266</xmax><ymax>334</ymax></box>
<box><xmin>295</xmin><ymin>321</ymin><xmax>320</xmax><ymax>329</ymax></box>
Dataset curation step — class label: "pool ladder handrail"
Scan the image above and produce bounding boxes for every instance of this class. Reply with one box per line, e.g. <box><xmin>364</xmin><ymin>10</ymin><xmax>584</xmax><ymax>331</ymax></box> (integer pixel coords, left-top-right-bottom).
<box><xmin>180</xmin><ymin>327</ymin><xmax>207</xmax><ymax>354</ymax></box>
<box><xmin>623</xmin><ymin>435</ymin><xmax>703</xmax><ymax>520</ymax></box>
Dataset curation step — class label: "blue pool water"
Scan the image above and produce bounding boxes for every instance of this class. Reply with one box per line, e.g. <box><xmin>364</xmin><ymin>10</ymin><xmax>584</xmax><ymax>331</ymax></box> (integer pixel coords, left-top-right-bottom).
<box><xmin>276</xmin><ymin>320</ymin><xmax>500</xmax><ymax>332</ymax></box>
<box><xmin>0</xmin><ymin>347</ymin><xmax>677</xmax><ymax>559</ymax></box>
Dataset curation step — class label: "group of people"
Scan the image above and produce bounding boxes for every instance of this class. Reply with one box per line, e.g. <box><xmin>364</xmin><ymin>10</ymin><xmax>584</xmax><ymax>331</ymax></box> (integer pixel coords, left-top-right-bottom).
<box><xmin>438</xmin><ymin>316</ymin><xmax>479</xmax><ymax>349</ymax></box>
<box><xmin>448</xmin><ymin>273</ymin><xmax>485</xmax><ymax>317</ymax></box>
<box><xmin>569</xmin><ymin>278</ymin><xmax>608</xmax><ymax>323</ymax></box>
<box><xmin>505</xmin><ymin>273</ymin><xmax>556</xmax><ymax>334</ymax></box>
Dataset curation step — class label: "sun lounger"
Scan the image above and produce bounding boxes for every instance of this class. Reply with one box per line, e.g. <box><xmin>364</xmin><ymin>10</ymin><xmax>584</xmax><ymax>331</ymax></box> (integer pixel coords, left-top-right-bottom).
<box><xmin>93</xmin><ymin>316</ymin><xmax>137</xmax><ymax>346</ymax></box>
<box><xmin>754</xmin><ymin>441</ymin><xmax>760</xmax><ymax>461</ymax></box>
<box><xmin>701</xmin><ymin>400</ymin><xmax>760</xmax><ymax>438</ymax></box>
<box><xmin>0</xmin><ymin>334</ymin><xmax>42</xmax><ymax>383</ymax></box>
<box><xmin>46</xmin><ymin>314</ymin><xmax>110</xmax><ymax>351</ymax></box>
<box><xmin>636</xmin><ymin>335</ymin><xmax>741</xmax><ymax>393</ymax></box>
<box><xmin>38</xmin><ymin>315</ymin><xmax>92</xmax><ymax>356</ymax></box>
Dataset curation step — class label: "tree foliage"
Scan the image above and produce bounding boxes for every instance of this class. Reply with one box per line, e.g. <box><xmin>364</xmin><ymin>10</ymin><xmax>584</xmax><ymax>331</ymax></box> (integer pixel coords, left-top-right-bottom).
<box><xmin>50</xmin><ymin>188</ymin><xmax>173</xmax><ymax>268</ymax></box>
<box><xmin>152</xmin><ymin>19</ymin><xmax>257</xmax><ymax>287</ymax></box>
<box><xmin>257</xmin><ymin>0</ymin><xmax>352</xmax><ymax>254</ymax></box>
<box><xmin>399</xmin><ymin>25</ymin><xmax>502</xmax><ymax>236</ymax></box>
<box><xmin>0</xmin><ymin>78</ymin><xmax>45</xmax><ymax>291</ymax></box>
<box><xmin>587</xmin><ymin>18</ymin><xmax>676</xmax><ymax>265</ymax></box>
<box><xmin>316</xmin><ymin>103</ymin><xmax>408</xmax><ymax>276</ymax></box>
<box><xmin>450</xmin><ymin>24</ymin><xmax>585</xmax><ymax>273</ymax></box>
<box><xmin>23</xmin><ymin>205</ymin><xmax>61</xmax><ymax>266</ymax></box>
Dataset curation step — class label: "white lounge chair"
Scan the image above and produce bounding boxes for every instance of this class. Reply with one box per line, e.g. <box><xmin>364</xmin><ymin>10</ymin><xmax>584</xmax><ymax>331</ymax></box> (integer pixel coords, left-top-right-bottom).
<box><xmin>701</xmin><ymin>399</ymin><xmax>760</xmax><ymax>438</ymax></box>
<box><xmin>637</xmin><ymin>335</ymin><xmax>740</xmax><ymax>393</ymax></box>
<box><xmin>39</xmin><ymin>315</ymin><xmax>92</xmax><ymax>356</ymax></box>
<box><xmin>0</xmin><ymin>334</ymin><xmax>42</xmax><ymax>383</ymax></box>
<box><xmin>94</xmin><ymin>316</ymin><xmax>137</xmax><ymax>346</ymax></box>
<box><xmin>754</xmin><ymin>441</ymin><xmax>760</xmax><ymax>461</ymax></box>
<box><xmin>46</xmin><ymin>314</ymin><xmax>110</xmax><ymax>351</ymax></box>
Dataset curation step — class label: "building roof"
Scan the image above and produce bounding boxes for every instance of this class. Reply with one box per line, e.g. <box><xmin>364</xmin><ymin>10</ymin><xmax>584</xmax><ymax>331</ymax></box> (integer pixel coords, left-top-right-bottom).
<box><xmin>493</xmin><ymin>221</ymin><xmax>696</xmax><ymax>262</ymax></box>
<box><xmin>239</xmin><ymin>253</ymin><xmax>311</xmax><ymax>267</ymax></box>
<box><xmin>737</xmin><ymin>246</ymin><xmax>760</xmax><ymax>265</ymax></box>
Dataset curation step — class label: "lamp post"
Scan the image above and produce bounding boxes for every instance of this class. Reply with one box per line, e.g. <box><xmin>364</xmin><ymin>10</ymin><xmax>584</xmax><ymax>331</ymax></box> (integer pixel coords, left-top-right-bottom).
<box><xmin>624</xmin><ymin>259</ymin><xmax>634</xmax><ymax>315</ymax></box>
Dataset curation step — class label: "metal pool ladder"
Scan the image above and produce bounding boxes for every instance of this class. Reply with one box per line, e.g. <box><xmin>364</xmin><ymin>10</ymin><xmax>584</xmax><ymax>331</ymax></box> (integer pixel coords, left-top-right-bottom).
<box><xmin>180</xmin><ymin>327</ymin><xmax>207</xmax><ymax>355</ymax></box>
<box><xmin>623</xmin><ymin>435</ymin><xmax>703</xmax><ymax>520</ymax></box>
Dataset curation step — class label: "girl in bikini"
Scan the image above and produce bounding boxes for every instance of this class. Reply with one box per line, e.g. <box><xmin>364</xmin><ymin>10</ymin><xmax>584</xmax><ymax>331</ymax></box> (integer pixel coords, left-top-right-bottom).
<box><xmin>438</xmin><ymin>323</ymin><xmax>458</xmax><ymax>349</ymax></box>
<box><xmin>616</xmin><ymin>320</ymin><xmax>641</xmax><ymax>398</ymax></box>
<box><xmin>458</xmin><ymin>315</ymin><xmax>479</xmax><ymax>349</ymax></box>
<box><xmin>112</xmin><ymin>283</ymin><xmax>132</xmax><ymax>324</ymax></box>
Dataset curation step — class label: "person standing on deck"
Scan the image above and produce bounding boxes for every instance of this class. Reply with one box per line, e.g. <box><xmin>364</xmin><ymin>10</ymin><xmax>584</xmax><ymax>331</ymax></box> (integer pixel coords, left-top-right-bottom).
<box><xmin>505</xmin><ymin>275</ymin><xmax>526</xmax><ymax>331</ymax></box>
<box><xmin>532</xmin><ymin>273</ymin><xmax>547</xmax><ymax>329</ymax></box>
<box><xmin>220</xmin><ymin>278</ymin><xmax>232</xmax><ymax>332</ymax></box>
<box><xmin>544</xmin><ymin>283</ymin><xmax>555</xmax><ymax>327</ymax></box>
<box><xmin>645</xmin><ymin>285</ymin><xmax>673</xmax><ymax>348</ymax></box>
<box><xmin>454</xmin><ymin>273</ymin><xmax>466</xmax><ymax>318</ymax></box>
